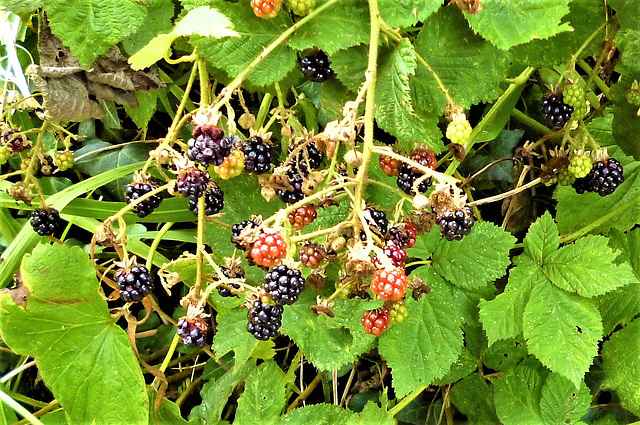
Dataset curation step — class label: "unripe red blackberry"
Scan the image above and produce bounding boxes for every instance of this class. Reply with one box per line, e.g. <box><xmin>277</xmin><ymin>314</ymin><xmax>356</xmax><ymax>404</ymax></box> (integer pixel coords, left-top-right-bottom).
<box><xmin>243</xmin><ymin>136</ymin><xmax>272</xmax><ymax>174</ymax></box>
<box><xmin>175</xmin><ymin>167</ymin><xmax>209</xmax><ymax>199</ymax></box>
<box><xmin>251</xmin><ymin>233</ymin><xmax>288</xmax><ymax>267</ymax></box>
<box><xmin>264</xmin><ymin>265</ymin><xmax>306</xmax><ymax>305</ymax></box>
<box><xmin>387</xmin><ymin>221</ymin><xmax>417</xmax><ymax>248</ymax></box>
<box><xmin>435</xmin><ymin>206</ymin><xmax>475</xmax><ymax>241</ymax></box>
<box><xmin>301</xmin><ymin>51</ymin><xmax>333</xmax><ymax>83</ymax></box>
<box><xmin>371</xmin><ymin>267</ymin><xmax>408</xmax><ymax>301</ymax></box>
<box><xmin>288</xmin><ymin>204</ymin><xmax>317</xmax><ymax>229</ymax></box>
<box><xmin>251</xmin><ymin>0</ymin><xmax>282</xmax><ymax>18</ymax></box>
<box><xmin>541</xmin><ymin>94</ymin><xmax>573</xmax><ymax>129</ymax></box>
<box><xmin>299</xmin><ymin>243</ymin><xmax>324</xmax><ymax>268</ymax></box>
<box><xmin>379</xmin><ymin>155</ymin><xmax>400</xmax><ymax>177</ymax></box>
<box><xmin>247</xmin><ymin>300</ymin><xmax>283</xmax><ymax>340</ymax></box>
<box><xmin>177</xmin><ymin>317</ymin><xmax>208</xmax><ymax>347</ymax></box>
<box><xmin>30</xmin><ymin>208</ymin><xmax>62</xmax><ymax>236</ymax></box>
<box><xmin>3</xmin><ymin>130</ymin><xmax>31</xmax><ymax>153</ymax></box>
<box><xmin>361</xmin><ymin>308</ymin><xmax>390</xmax><ymax>336</ymax></box>
<box><xmin>125</xmin><ymin>181</ymin><xmax>162</xmax><ymax>218</ymax></box>
<box><xmin>117</xmin><ymin>265</ymin><xmax>153</xmax><ymax>302</ymax></box>
<box><xmin>373</xmin><ymin>243</ymin><xmax>407</xmax><ymax>268</ymax></box>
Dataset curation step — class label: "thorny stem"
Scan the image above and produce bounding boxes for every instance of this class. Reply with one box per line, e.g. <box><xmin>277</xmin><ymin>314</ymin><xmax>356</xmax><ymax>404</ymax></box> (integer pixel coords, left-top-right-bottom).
<box><xmin>468</xmin><ymin>177</ymin><xmax>542</xmax><ymax>207</ymax></box>
<box><xmin>211</xmin><ymin>0</ymin><xmax>344</xmax><ymax>116</ymax></box>
<box><xmin>372</xmin><ymin>146</ymin><xmax>460</xmax><ymax>186</ymax></box>
<box><xmin>583</xmin><ymin>23</ymin><xmax>620</xmax><ymax>97</ymax></box>
<box><xmin>388</xmin><ymin>386</ymin><xmax>427</xmax><ymax>416</ymax></box>
<box><xmin>290</xmin><ymin>222</ymin><xmax>347</xmax><ymax>243</ymax></box>
<box><xmin>287</xmin><ymin>372</ymin><xmax>323</xmax><ymax>411</ymax></box>
<box><xmin>153</xmin><ymin>333</ymin><xmax>181</xmax><ymax>389</ymax></box>
<box><xmin>146</xmin><ymin>222</ymin><xmax>174</xmax><ymax>270</ymax></box>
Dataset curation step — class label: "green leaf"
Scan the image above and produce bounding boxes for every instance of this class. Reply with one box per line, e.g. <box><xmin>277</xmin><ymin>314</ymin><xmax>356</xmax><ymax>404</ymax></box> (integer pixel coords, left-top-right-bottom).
<box><xmin>213</xmin><ymin>308</ymin><xmax>259</xmax><ymax>367</ymax></box>
<box><xmin>602</xmin><ymin>318</ymin><xmax>640</xmax><ymax>416</ymax></box>
<box><xmin>300</xmin><ymin>79</ymin><xmax>357</xmax><ymax>125</ymax></box>
<box><xmin>413</xmin><ymin>8</ymin><xmax>510</xmax><ymax>111</ymax></box>
<box><xmin>492</xmin><ymin>359</ymin><xmax>548</xmax><ymax>425</ymax></box>
<box><xmin>235</xmin><ymin>361</ymin><xmax>286</xmax><ymax>425</ymax></box>
<box><xmin>288</xmin><ymin>0</ymin><xmax>369</xmax><ymax>54</ymax></box>
<box><xmin>0</xmin><ymin>0</ymin><xmax>41</xmax><ymax>13</ymax></box>
<box><xmin>612</xmin><ymin>76</ymin><xmax>640</xmax><ymax>159</ymax></box>
<box><xmin>44</xmin><ymin>0</ymin><xmax>147</xmax><ymax>68</ymax></box>
<box><xmin>0</xmin><ymin>244</ymin><xmax>148</xmax><ymax>425</ymax></box>
<box><xmin>509</xmin><ymin>0</ymin><xmax>606</xmax><ymax>67</ymax></box>
<box><xmin>617</xmin><ymin>30</ymin><xmax>640</xmax><ymax>78</ymax></box>
<box><xmin>609</xmin><ymin>0</ymin><xmax>640</xmax><ymax>32</ymax></box>
<box><xmin>479</xmin><ymin>261</ymin><xmax>546</xmax><ymax>345</ymax></box>
<box><xmin>129</xmin><ymin>6</ymin><xmax>239</xmax><ymax>70</ymax></box>
<box><xmin>378</xmin><ymin>0</ymin><xmax>442</xmax><ymax>28</ymax></box>
<box><xmin>539</xmin><ymin>373</ymin><xmax>591</xmax><ymax>425</ymax></box>
<box><xmin>464</xmin><ymin>129</ymin><xmax>523</xmax><ymax>187</ymax></box>
<box><xmin>464</xmin><ymin>0</ymin><xmax>572</xmax><ymax>50</ymax></box>
<box><xmin>432</xmin><ymin>346</ymin><xmax>477</xmax><ymax>385</ymax></box>
<box><xmin>331</xmin><ymin>44</ymin><xmax>368</xmax><ymax>92</ymax></box>
<box><xmin>358</xmin><ymin>402</ymin><xmax>394</xmax><ymax>425</ymax></box>
<box><xmin>523</xmin><ymin>282</ymin><xmax>602</xmax><ymax>386</ymax></box>
<box><xmin>191</xmin><ymin>2</ymin><xmax>296</xmax><ymax>87</ymax></box>
<box><xmin>450</xmin><ymin>373</ymin><xmax>499</xmax><ymax>425</ymax></box>
<box><xmin>280</xmin><ymin>291</ymin><xmax>375</xmax><ymax>371</ymax></box>
<box><xmin>122</xmin><ymin>0</ymin><xmax>175</xmax><ymax>55</ymax></box>
<box><xmin>378</xmin><ymin>288</ymin><xmax>463</xmax><ymax>397</ymax></box>
<box><xmin>523</xmin><ymin>212</ymin><xmax>559</xmax><ymax>265</ymax></box>
<box><xmin>432</xmin><ymin>222</ymin><xmax>516</xmax><ymax>289</ymax></box>
<box><xmin>124</xmin><ymin>89</ymin><xmax>161</xmax><ymax>129</ymax></box>
<box><xmin>543</xmin><ymin>236</ymin><xmax>635</xmax><ymax>297</ymax></box>
<box><xmin>375</xmin><ymin>40</ymin><xmax>444</xmax><ymax>152</ymax></box>
<box><xmin>276</xmin><ymin>404</ymin><xmax>357</xmax><ymax>425</ymax></box>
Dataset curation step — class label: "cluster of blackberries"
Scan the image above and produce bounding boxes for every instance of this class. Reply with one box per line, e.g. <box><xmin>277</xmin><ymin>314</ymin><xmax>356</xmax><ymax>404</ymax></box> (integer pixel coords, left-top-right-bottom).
<box><xmin>541</xmin><ymin>94</ymin><xmax>574</xmax><ymax>129</ymax></box>
<box><xmin>187</xmin><ymin>125</ymin><xmax>234</xmax><ymax>167</ymax></box>
<box><xmin>264</xmin><ymin>265</ymin><xmax>306</xmax><ymax>305</ymax></box>
<box><xmin>436</xmin><ymin>206</ymin><xmax>476</xmax><ymax>241</ymax></box>
<box><xmin>125</xmin><ymin>182</ymin><xmax>163</xmax><ymax>218</ymax></box>
<box><xmin>30</xmin><ymin>208</ymin><xmax>62</xmax><ymax>236</ymax></box>
<box><xmin>243</xmin><ymin>136</ymin><xmax>272</xmax><ymax>174</ymax></box>
<box><xmin>360</xmin><ymin>207</ymin><xmax>389</xmax><ymax>240</ymax></box>
<box><xmin>117</xmin><ymin>265</ymin><xmax>153</xmax><ymax>302</ymax></box>
<box><xmin>247</xmin><ymin>301</ymin><xmax>284</xmax><ymax>341</ymax></box>
<box><xmin>301</xmin><ymin>51</ymin><xmax>333</xmax><ymax>83</ymax></box>
<box><xmin>175</xmin><ymin>167</ymin><xmax>224</xmax><ymax>216</ymax></box>
<box><xmin>177</xmin><ymin>317</ymin><xmax>207</xmax><ymax>348</ymax></box>
<box><xmin>396</xmin><ymin>149</ymin><xmax>437</xmax><ymax>195</ymax></box>
<box><xmin>573</xmin><ymin>158</ymin><xmax>624</xmax><ymax>196</ymax></box>
<box><xmin>276</xmin><ymin>142</ymin><xmax>324</xmax><ymax>204</ymax></box>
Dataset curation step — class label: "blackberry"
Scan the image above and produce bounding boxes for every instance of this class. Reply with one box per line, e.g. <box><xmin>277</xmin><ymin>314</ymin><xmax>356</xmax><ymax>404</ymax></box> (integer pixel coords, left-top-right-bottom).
<box><xmin>264</xmin><ymin>265</ymin><xmax>306</xmax><ymax>305</ymax></box>
<box><xmin>396</xmin><ymin>164</ymin><xmax>430</xmax><ymax>195</ymax></box>
<box><xmin>541</xmin><ymin>94</ymin><xmax>574</xmax><ymax>129</ymax></box>
<box><xmin>387</xmin><ymin>221</ymin><xmax>417</xmax><ymax>248</ymax></box>
<box><xmin>276</xmin><ymin>166</ymin><xmax>305</xmax><ymax>204</ymax></box>
<box><xmin>175</xmin><ymin>167</ymin><xmax>209</xmax><ymax>199</ymax></box>
<box><xmin>125</xmin><ymin>182</ymin><xmax>162</xmax><ymax>218</ymax></box>
<box><xmin>232</xmin><ymin>219</ymin><xmax>258</xmax><ymax>249</ymax></box>
<box><xmin>435</xmin><ymin>206</ymin><xmax>476</xmax><ymax>241</ymax></box>
<box><xmin>187</xmin><ymin>128</ymin><xmax>235</xmax><ymax>167</ymax></box>
<box><xmin>30</xmin><ymin>208</ymin><xmax>62</xmax><ymax>236</ymax></box>
<box><xmin>243</xmin><ymin>136</ymin><xmax>272</xmax><ymax>174</ymax></box>
<box><xmin>360</xmin><ymin>207</ymin><xmax>389</xmax><ymax>240</ymax></box>
<box><xmin>299</xmin><ymin>243</ymin><xmax>324</xmax><ymax>268</ymax></box>
<box><xmin>247</xmin><ymin>300</ymin><xmax>284</xmax><ymax>340</ymax></box>
<box><xmin>301</xmin><ymin>51</ymin><xmax>334</xmax><ymax>83</ymax></box>
<box><xmin>574</xmin><ymin>158</ymin><xmax>624</xmax><ymax>196</ymax></box>
<box><xmin>117</xmin><ymin>266</ymin><xmax>153</xmax><ymax>302</ymax></box>
<box><xmin>54</xmin><ymin>150</ymin><xmax>75</xmax><ymax>171</ymax></box>
<box><xmin>189</xmin><ymin>184</ymin><xmax>224</xmax><ymax>215</ymax></box>
<box><xmin>177</xmin><ymin>317</ymin><xmax>207</xmax><ymax>347</ymax></box>
<box><xmin>291</xmin><ymin>142</ymin><xmax>324</xmax><ymax>172</ymax></box>
<box><xmin>3</xmin><ymin>130</ymin><xmax>31</xmax><ymax>153</ymax></box>
<box><xmin>373</xmin><ymin>243</ymin><xmax>407</xmax><ymax>268</ymax></box>
<box><xmin>218</xmin><ymin>266</ymin><xmax>244</xmax><ymax>297</ymax></box>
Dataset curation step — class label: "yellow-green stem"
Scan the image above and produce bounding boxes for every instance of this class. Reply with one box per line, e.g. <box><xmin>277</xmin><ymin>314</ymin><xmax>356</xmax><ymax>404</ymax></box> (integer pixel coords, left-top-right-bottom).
<box><xmin>195</xmin><ymin>196</ymin><xmax>206</xmax><ymax>294</ymax></box>
<box><xmin>146</xmin><ymin>222</ymin><xmax>174</xmax><ymax>269</ymax></box>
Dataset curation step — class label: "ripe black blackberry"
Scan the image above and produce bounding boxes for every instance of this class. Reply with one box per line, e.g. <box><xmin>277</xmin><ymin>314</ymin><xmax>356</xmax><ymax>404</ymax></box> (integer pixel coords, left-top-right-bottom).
<box><xmin>362</xmin><ymin>207</ymin><xmax>389</xmax><ymax>238</ymax></box>
<box><xmin>573</xmin><ymin>158</ymin><xmax>624</xmax><ymax>196</ymax></box>
<box><xmin>30</xmin><ymin>208</ymin><xmax>62</xmax><ymax>236</ymax></box>
<box><xmin>541</xmin><ymin>94</ymin><xmax>574</xmax><ymax>129</ymax></box>
<box><xmin>218</xmin><ymin>266</ymin><xmax>244</xmax><ymax>297</ymax></box>
<box><xmin>264</xmin><ymin>265</ymin><xmax>306</xmax><ymax>305</ymax></box>
<box><xmin>396</xmin><ymin>163</ymin><xmax>430</xmax><ymax>194</ymax></box>
<box><xmin>177</xmin><ymin>317</ymin><xmax>207</xmax><ymax>347</ymax></box>
<box><xmin>187</xmin><ymin>128</ymin><xmax>235</xmax><ymax>167</ymax></box>
<box><xmin>435</xmin><ymin>206</ymin><xmax>475</xmax><ymax>241</ymax></box>
<box><xmin>243</xmin><ymin>136</ymin><xmax>272</xmax><ymax>174</ymax></box>
<box><xmin>301</xmin><ymin>51</ymin><xmax>333</xmax><ymax>83</ymax></box>
<box><xmin>247</xmin><ymin>300</ymin><xmax>284</xmax><ymax>340</ymax></box>
<box><xmin>276</xmin><ymin>166</ymin><xmax>305</xmax><ymax>204</ymax></box>
<box><xmin>175</xmin><ymin>167</ymin><xmax>209</xmax><ymax>199</ymax></box>
<box><xmin>125</xmin><ymin>182</ymin><xmax>162</xmax><ymax>218</ymax></box>
<box><xmin>291</xmin><ymin>142</ymin><xmax>324</xmax><ymax>172</ymax></box>
<box><xmin>189</xmin><ymin>184</ymin><xmax>224</xmax><ymax>215</ymax></box>
<box><xmin>117</xmin><ymin>266</ymin><xmax>153</xmax><ymax>302</ymax></box>
<box><xmin>232</xmin><ymin>219</ymin><xmax>258</xmax><ymax>249</ymax></box>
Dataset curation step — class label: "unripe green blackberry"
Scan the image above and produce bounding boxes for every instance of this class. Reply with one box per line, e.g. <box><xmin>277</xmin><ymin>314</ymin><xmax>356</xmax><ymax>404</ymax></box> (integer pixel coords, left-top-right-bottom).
<box><xmin>446</xmin><ymin>114</ymin><xmax>472</xmax><ymax>145</ymax></box>
<box><xmin>54</xmin><ymin>150</ymin><xmax>75</xmax><ymax>171</ymax></box>
<box><xmin>567</xmin><ymin>154</ymin><xmax>593</xmax><ymax>179</ymax></box>
<box><xmin>563</xmin><ymin>84</ymin><xmax>588</xmax><ymax>120</ymax></box>
<box><xmin>557</xmin><ymin>167</ymin><xmax>576</xmax><ymax>186</ymax></box>
<box><xmin>389</xmin><ymin>301</ymin><xmax>408</xmax><ymax>324</ymax></box>
<box><xmin>626</xmin><ymin>89</ymin><xmax>640</xmax><ymax>106</ymax></box>
<box><xmin>286</xmin><ymin>0</ymin><xmax>315</xmax><ymax>15</ymax></box>
<box><xmin>0</xmin><ymin>146</ymin><xmax>11</xmax><ymax>165</ymax></box>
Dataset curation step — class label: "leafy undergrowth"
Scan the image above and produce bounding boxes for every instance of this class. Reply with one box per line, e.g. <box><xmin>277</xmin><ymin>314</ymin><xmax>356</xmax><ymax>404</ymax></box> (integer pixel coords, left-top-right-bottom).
<box><xmin>0</xmin><ymin>0</ymin><xmax>640</xmax><ymax>424</ymax></box>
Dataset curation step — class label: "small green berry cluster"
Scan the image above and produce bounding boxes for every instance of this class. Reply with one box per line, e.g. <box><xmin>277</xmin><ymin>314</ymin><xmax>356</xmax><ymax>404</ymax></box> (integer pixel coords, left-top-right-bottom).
<box><xmin>54</xmin><ymin>150</ymin><xmax>75</xmax><ymax>171</ymax></box>
<box><xmin>286</xmin><ymin>0</ymin><xmax>315</xmax><ymax>16</ymax></box>
<box><xmin>446</xmin><ymin>114</ymin><xmax>472</xmax><ymax>145</ymax></box>
<box><xmin>557</xmin><ymin>167</ymin><xmax>576</xmax><ymax>186</ymax></box>
<box><xmin>0</xmin><ymin>146</ymin><xmax>11</xmax><ymax>165</ymax></box>
<box><xmin>563</xmin><ymin>83</ymin><xmax>589</xmax><ymax>120</ymax></box>
<box><xmin>626</xmin><ymin>89</ymin><xmax>640</xmax><ymax>106</ymax></box>
<box><xmin>389</xmin><ymin>301</ymin><xmax>408</xmax><ymax>325</ymax></box>
<box><xmin>567</xmin><ymin>154</ymin><xmax>593</xmax><ymax>179</ymax></box>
